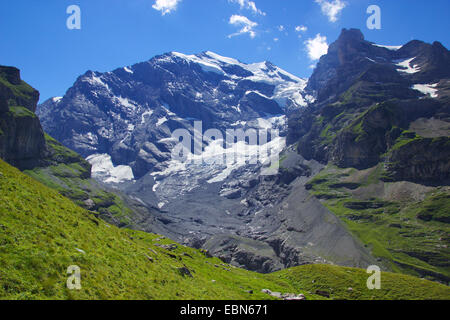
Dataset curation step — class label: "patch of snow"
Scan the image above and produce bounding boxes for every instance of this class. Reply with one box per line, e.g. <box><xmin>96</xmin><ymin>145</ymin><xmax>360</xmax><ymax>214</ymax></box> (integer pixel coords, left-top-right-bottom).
<box><xmin>373</xmin><ymin>44</ymin><xmax>402</xmax><ymax>51</ymax></box>
<box><xmin>256</xmin><ymin>115</ymin><xmax>285</xmax><ymax>130</ymax></box>
<box><xmin>97</xmin><ymin>127</ymin><xmax>113</xmax><ymax>139</ymax></box>
<box><xmin>141</xmin><ymin>110</ymin><xmax>153</xmax><ymax>124</ymax></box>
<box><xmin>149</xmin><ymin>114</ymin><xmax>287</xmax><ymax>202</ymax></box>
<box><xmin>172</xmin><ymin>52</ymin><xmax>226</xmax><ymax>76</ymax></box>
<box><xmin>75</xmin><ymin>248</ymin><xmax>86</xmax><ymax>254</ymax></box>
<box><xmin>203</xmin><ymin>51</ymin><xmax>242</xmax><ymax>65</ymax></box>
<box><xmin>152</xmin><ymin>180</ymin><xmax>160</xmax><ymax>192</ymax></box>
<box><xmin>52</xmin><ymin>97</ymin><xmax>63</xmax><ymax>103</ymax></box>
<box><xmin>130</xmin><ymin>196</ymin><xmax>147</xmax><ymax>206</ymax></box>
<box><xmin>169</xmin><ymin>51</ymin><xmax>308</xmax><ymax>110</ymax></box>
<box><xmin>395</xmin><ymin>57</ymin><xmax>421</xmax><ymax>74</ymax></box>
<box><xmin>230</xmin><ymin>105</ymin><xmax>242</xmax><ymax>113</ymax></box>
<box><xmin>158</xmin><ymin>137</ymin><xmax>178</xmax><ymax>143</ymax></box>
<box><xmin>245</xmin><ymin>90</ymin><xmax>271</xmax><ymax>100</ymax></box>
<box><xmin>221</xmin><ymin>79</ymin><xmax>237</xmax><ymax>89</ymax></box>
<box><xmin>116</xmin><ymin>96</ymin><xmax>137</xmax><ymax>110</ymax></box>
<box><xmin>73</xmin><ymin>132</ymin><xmax>98</xmax><ymax>147</ymax></box>
<box><xmin>412</xmin><ymin>83</ymin><xmax>439</xmax><ymax>98</ymax></box>
<box><xmin>123</xmin><ymin>66</ymin><xmax>133</xmax><ymax>74</ymax></box>
<box><xmin>157</xmin><ymin>202</ymin><xmax>166</xmax><ymax>209</ymax></box>
<box><xmin>156</xmin><ymin>117</ymin><xmax>168</xmax><ymax>126</ymax></box>
<box><xmin>87</xmin><ymin>154</ymin><xmax>135</xmax><ymax>184</ymax></box>
<box><xmin>273</xmin><ymin>81</ymin><xmax>308</xmax><ymax>107</ymax></box>
<box><xmin>84</xmin><ymin>74</ymin><xmax>110</xmax><ymax>91</ymax></box>
<box><xmin>230</xmin><ymin>120</ymin><xmax>247</xmax><ymax>127</ymax></box>
<box><xmin>206</xmin><ymin>134</ymin><xmax>286</xmax><ymax>183</ymax></box>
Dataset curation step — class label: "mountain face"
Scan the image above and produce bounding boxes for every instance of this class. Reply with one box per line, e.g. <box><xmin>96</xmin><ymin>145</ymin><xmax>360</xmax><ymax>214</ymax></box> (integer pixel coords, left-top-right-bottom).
<box><xmin>288</xmin><ymin>29</ymin><xmax>450</xmax><ymax>283</ymax></box>
<box><xmin>38</xmin><ymin>51</ymin><xmax>311</xmax><ymax>180</ymax></box>
<box><xmin>37</xmin><ymin>30</ymin><xmax>450</xmax><ymax>279</ymax></box>
<box><xmin>290</xmin><ymin>28</ymin><xmax>450</xmax><ymax>181</ymax></box>
<box><xmin>306</xmin><ymin>28</ymin><xmax>450</xmax><ymax>104</ymax></box>
<box><xmin>38</xmin><ymin>51</ymin><xmax>378</xmax><ymax>273</ymax></box>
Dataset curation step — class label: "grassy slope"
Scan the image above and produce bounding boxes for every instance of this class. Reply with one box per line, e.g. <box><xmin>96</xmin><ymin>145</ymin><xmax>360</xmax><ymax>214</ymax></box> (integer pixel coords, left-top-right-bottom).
<box><xmin>306</xmin><ymin>165</ymin><xmax>450</xmax><ymax>283</ymax></box>
<box><xmin>1</xmin><ymin>159</ymin><xmax>449</xmax><ymax>300</ymax></box>
<box><xmin>24</xmin><ymin>134</ymin><xmax>134</xmax><ymax>227</ymax></box>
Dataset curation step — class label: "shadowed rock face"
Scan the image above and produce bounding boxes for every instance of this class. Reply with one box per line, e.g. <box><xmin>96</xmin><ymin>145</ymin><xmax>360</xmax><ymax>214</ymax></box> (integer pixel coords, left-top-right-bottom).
<box><xmin>385</xmin><ymin>137</ymin><xmax>450</xmax><ymax>185</ymax></box>
<box><xmin>0</xmin><ymin>66</ymin><xmax>40</xmax><ymax>113</ymax></box>
<box><xmin>0</xmin><ymin>66</ymin><xmax>47</xmax><ymax>169</ymax></box>
<box><xmin>290</xmin><ymin>28</ymin><xmax>450</xmax><ymax>182</ymax></box>
<box><xmin>306</xmin><ymin>28</ymin><xmax>450</xmax><ymax>104</ymax></box>
<box><xmin>0</xmin><ymin>113</ymin><xmax>47</xmax><ymax>169</ymax></box>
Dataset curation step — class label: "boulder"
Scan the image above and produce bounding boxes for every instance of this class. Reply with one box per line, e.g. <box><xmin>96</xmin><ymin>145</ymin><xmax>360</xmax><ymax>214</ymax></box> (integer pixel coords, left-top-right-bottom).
<box><xmin>177</xmin><ymin>267</ymin><xmax>193</xmax><ymax>278</ymax></box>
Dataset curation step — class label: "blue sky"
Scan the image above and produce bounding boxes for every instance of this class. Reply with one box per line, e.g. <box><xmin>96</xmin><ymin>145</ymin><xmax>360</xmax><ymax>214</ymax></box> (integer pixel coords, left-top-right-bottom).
<box><xmin>1</xmin><ymin>0</ymin><xmax>449</xmax><ymax>102</ymax></box>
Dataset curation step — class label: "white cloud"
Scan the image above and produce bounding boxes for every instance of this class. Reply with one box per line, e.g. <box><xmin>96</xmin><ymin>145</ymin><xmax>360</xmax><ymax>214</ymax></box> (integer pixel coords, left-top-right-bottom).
<box><xmin>295</xmin><ymin>25</ymin><xmax>308</xmax><ymax>32</ymax></box>
<box><xmin>315</xmin><ymin>0</ymin><xmax>347</xmax><ymax>22</ymax></box>
<box><xmin>305</xmin><ymin>33</ymin><xmax>329</xmax><ymax>60</ymax></box>
<box><xmin>278</xmin><ymin>25</ymin><xmax>285</xmax><ymax>32</ymax></box>
<box><xmin>228</xmin><ymin>15</ymin><xmax>258</xmax><ymax>39</ymax></box>
<box><xmin>228</xmin><ymin>0</ymin><xmax>266</xmax><ymax>16</ymax></box>
<box><xmin>152</xmin><ymin>0</ymin><xmax>182</xmax><ymax>15</ymax></box>
<box><xmin>273</xmin><ymin>38</ymin><xmax>279</xmax><ymax>42</ymax></box>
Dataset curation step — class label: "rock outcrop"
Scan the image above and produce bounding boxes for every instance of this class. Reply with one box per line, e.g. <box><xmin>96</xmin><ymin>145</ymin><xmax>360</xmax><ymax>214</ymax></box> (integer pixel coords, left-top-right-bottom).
<box><xmin>0</xmin><ymin>66</ymin><xmax>47</xmax><ymax>169</ymax></box>
<box><xmin>385</xmin><ymin>136</ymin><xmax>450</xmax><ymax>184</ymax></box>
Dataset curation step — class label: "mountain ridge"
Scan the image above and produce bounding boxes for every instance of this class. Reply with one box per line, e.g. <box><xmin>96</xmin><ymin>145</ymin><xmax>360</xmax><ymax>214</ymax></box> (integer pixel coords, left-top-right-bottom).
<box><xmin>35</xmin><ymin>28</ymin><xmax>450</xmax><ymax>280</ymax></box>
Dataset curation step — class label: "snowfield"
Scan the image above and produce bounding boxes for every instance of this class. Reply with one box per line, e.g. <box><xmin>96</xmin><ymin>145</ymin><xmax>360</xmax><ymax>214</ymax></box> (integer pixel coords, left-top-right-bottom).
<box><xmin>167</xmin><ymin>51</ymin><xmax>308</xmax><ymax>109</ymax></box>
<box><xmin>395</xmin><ymin>57</ymin><xmax>421</xmax><ymax>74</ymax></box>
<box><xmin>412</xmin><ymin>83</ymin><xmax>439</xmax><ymax>98</ymax></box>
<box><xmin>86</xmin><ymin>154</ymin><xmax>135</xmax><ymax>184</ymax></box>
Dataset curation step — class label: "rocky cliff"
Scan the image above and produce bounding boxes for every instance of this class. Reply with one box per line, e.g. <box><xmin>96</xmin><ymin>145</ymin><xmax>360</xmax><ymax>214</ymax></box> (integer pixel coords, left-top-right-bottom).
<box><xmin>0</xmin><ymin>66</ymin><xmax>48</xmax><ymax>169</ymax></box>
<box><xmin>289</xmin><ymin>28</ymin><xmax>450</xmax><ymax>184</ymax></box>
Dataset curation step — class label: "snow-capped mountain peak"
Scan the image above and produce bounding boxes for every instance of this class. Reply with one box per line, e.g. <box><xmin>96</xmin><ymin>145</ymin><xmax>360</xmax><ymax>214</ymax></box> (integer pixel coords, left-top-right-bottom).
<box><xmin>37</xmin><ymin>51</ymin><xmax>311</xmax><ymax>183</ymax></box>
<box><xmin>166</xmin><ymin>50</ymin><xmax>304</xmax><ymax>85</ymax></box>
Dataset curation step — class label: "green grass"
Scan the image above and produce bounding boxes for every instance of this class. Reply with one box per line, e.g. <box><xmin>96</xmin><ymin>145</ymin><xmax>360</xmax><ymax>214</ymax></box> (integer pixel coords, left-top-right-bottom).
<box><xmin>23</xmin><ymin>134</ymin><xmax>133</xmax><ymax>226</ymax></box>
<box><xmin>0</xmin><ymin>158</ymin><xmax>289</xmax><ymax>300</ymax></box>
<box><xmin>319</xmin><ymin>123</ymin><xmax>335</xmax><ymax>144</ymax></box>
<box><xmin>1</xmin><ymin>158</ymin><xmax>449</xmax><ymax>300</ymax></box>
<box><xmin>44</xmin><ymin>134</ymin><xmax>90</xmax><ymax>168</ymax></box>
<box><xmin>8</xmin><ymin>106</ymin><xmax>36</xmax><ymax>118</ymax></box>
<box><xmin>306</xmin><ymin>165</ymin><xmax>450</xmax><ymax>284</ymax></box>
<box><xmin>274</xmin><ymin>264</ymin><xmax>449</xmax><ymax>300</ymax></box>
<box><xmin>415</xmin><ymin>192</ymin><xmax>450</xmax><ymax>224</ymax></box>
<box><xmin>390</xmin><ymin>131</ymin><xmax>422</xmax><ymax>151</ymax></box>
<box><xmin>0</xmin><ymin>72</ymin><xmax>37</xmax><ymax>110</ymax></box>
<box><xmin>0</xmin><ymin>77</ymin><xmax>35</xmax><ymax>99</ymax></box>
<box><xmin>24</xmin><ymin>165</ymin><xmax>133</xmax><ymax>227</ymax></box>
